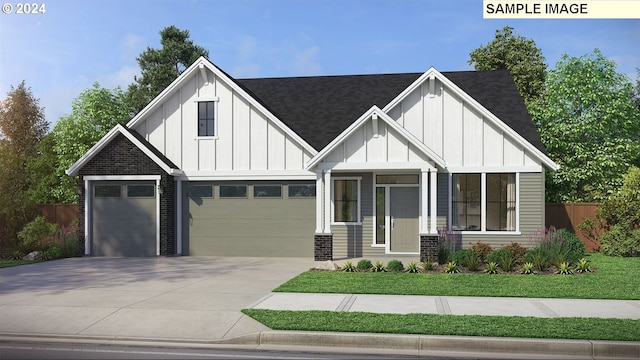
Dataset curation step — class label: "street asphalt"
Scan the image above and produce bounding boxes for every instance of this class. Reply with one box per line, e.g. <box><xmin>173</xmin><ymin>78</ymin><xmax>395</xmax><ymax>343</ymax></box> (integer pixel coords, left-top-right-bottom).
<box><xmin>0</xmin><ymin>256</ymin><xmax>638</xmax><ymax>359</ymax></box>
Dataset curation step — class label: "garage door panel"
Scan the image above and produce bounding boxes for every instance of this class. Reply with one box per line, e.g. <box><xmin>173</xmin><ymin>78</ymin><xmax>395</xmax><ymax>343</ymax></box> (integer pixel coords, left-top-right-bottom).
<box><xmin>183</xmin><ymin>182</ymin><xmax>315</xmax><ymax>256</ymax></box>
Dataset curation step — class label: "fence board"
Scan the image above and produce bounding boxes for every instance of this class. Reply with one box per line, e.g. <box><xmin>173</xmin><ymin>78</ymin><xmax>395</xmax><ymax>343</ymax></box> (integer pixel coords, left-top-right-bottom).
<box><xmin>545</xmin><ymin>203</ymin><xmax>599</xmax><ymax>251</ymax></box>
<box><xmin>37</xmin><ymin>204</ymin><xmax>78</xmax><ymax>227</ymax></box>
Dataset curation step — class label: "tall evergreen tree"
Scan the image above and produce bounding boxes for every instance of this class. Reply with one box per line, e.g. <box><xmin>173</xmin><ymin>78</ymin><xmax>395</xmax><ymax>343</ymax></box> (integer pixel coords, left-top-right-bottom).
<box><xmin>469</xmin><ymin>26</ymin><xmax>547</xmax><ymax>107</ymax></box>
<box><xmin>127</xmin><ymin>26</ymin><xmax>209</xmax><ymax>114</ymax></box>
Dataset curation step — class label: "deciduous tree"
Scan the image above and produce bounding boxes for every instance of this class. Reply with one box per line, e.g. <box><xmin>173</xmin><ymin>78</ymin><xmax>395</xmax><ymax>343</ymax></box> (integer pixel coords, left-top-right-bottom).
<box><xmin>529</xmin><ymin>49</ymin><xmax>640</xmax><ymax>202</ymax></box>
<box><xmin>469</xmin><ymin>26</ymin><xmax>546</xmax><ymax>106</ymax></box>
<box><xmin>127</xmin><ymin>25</ymin><xmax>209</xmax><ymax>114</ymax></box>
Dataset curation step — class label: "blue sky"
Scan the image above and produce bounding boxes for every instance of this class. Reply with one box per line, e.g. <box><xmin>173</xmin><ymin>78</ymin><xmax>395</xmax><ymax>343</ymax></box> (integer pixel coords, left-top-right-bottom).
<box><xmin>1</xmin><ymin>0</ymin><xmax>638</xmax><ymax>127</ymax></box>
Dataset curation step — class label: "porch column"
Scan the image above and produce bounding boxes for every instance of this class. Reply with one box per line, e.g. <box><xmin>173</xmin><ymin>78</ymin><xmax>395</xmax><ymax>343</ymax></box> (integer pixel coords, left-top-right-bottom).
<box><xmin>84</xmin><ymin>178</ymin><xmax>91</xmax><ymax>255</ymax></box>
<box><xmin>430</xmin><ymin>170</ymin><xmax>438</xmax><ymax>234</ymax></box>
<box><xmin>323</xmin><ymin>169</ymin><xmax>332</xmax><ymax>233</ymax></box>
<box><xmin>315</xmin><ymin>169</ymin><xmax>323</xmax><ymax>233</ymax></box>
<box><xmin>420</xmin><ymin>170</ymin><xmax>429</xmax><ymax>234</ymax></box>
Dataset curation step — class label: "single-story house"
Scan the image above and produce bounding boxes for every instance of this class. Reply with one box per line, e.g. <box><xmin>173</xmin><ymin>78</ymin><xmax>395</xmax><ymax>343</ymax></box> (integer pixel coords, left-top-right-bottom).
<box><xmin>67</xmin><ymin>56</ymin><xmax>558</xmax><ymax>260</ymax></box>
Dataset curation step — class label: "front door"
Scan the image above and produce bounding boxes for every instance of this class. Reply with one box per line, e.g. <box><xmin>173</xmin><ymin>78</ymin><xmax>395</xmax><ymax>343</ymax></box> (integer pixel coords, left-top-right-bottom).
<box><xmin>389</xmin><ymin>187</ymin><xmax>419</xmax><ymax>253</ymax></box>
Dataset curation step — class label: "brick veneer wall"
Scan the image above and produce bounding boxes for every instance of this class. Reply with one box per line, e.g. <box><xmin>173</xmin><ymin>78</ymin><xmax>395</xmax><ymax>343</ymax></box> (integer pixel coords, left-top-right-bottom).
<box><xmin>314</xmin><ymin>234</ymin><xmax>333</xmax><ymax>261</ymax></box>
<box><xmin>420</xmin><ymin>235</ymin><xmax>440</xmax><ymax>262</ymax></box>
<box><xmin>77</xmin><ymin>133</ymin><xmax>176</xmax><ymax>256</ymax></box>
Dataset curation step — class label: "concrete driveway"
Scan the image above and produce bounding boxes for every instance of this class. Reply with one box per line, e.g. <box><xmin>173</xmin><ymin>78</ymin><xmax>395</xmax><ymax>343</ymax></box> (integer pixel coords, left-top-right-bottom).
<box><xmin>0</xmin><ymin>256</ymin><xmax>315</xmax><ymax>341</ymax></box>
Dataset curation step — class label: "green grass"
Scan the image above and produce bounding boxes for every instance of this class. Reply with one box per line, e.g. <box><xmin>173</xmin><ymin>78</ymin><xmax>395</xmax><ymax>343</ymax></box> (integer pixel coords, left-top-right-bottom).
<box><xmin>275</xmin><ymin>254</ymin><xmax>639</xmax><ymax>300</ymax></box>
<box><xmin>0</xmin><ymin>259</ymin><xmax>42</xmax><ymax>268</ymax></box>
<box><xmin>242</xmin><ymin>309</ymin><xmax>640</xmax><ymax>341</ymax></box>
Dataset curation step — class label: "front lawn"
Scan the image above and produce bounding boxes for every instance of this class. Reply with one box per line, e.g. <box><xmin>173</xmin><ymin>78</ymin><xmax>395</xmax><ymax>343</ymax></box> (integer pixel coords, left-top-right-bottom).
<box><xmin>0</xmin><ymin>259</ymin><xmax>42</xmax><ymax>268</ymax></box>
<box><xmin>242</xmin><ymin>309</ymin><xmax>640</xmax><ymax>341</ymax></box>
<box><xmin>274</xmin><ymin>254</ymin><xmax>639</xmax><ymax>300</ymax></box>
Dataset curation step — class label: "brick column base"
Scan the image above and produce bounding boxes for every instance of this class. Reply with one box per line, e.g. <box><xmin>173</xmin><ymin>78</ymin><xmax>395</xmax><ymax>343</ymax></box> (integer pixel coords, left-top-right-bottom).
<box><xmin>420</xmin><ymin>235</ymin><xmax>440</xmax><ymax>262</ymax></box>
<box><xmin>314</xmin><ymin>234</ymin><xmax>333</xmax><ymax>261</ymax></box>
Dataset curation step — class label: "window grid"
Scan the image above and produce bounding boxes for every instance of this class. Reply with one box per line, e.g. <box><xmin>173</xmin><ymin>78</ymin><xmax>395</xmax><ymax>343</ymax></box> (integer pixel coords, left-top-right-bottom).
<box><xmin>198</xmin><ymin>101</ymin><xmax>215</xmax><ymax>137</ymax></box>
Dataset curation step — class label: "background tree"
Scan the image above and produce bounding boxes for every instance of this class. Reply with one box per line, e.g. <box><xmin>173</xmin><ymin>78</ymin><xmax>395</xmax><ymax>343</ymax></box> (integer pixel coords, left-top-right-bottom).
<box><xmin>0</xmin><ymin>81</ymin><xmax>48</xmax><ymax>246</ymax></box>
<box><xmin>469</xmin><ymin>26</ymin><xmax>547</xmax><ymax>106</ymax></box>
<box><xmin>127</xmin><ymin>25</ymin><xmax>209</xmax><ymax>114</ymax></box>
<box><xmin>52</xmin><ymin>83</ymin><xmax>131</xmax><ymax>202</ymax></box>
<box><xmin>633</xmin><ymin>68</ymin><xmax>640</xmax><ymax>111</ymax></box>
<box><xmin>529</xmin><ymin>49</ymin><xmax>640</xmax><ymax>202</ymax></box>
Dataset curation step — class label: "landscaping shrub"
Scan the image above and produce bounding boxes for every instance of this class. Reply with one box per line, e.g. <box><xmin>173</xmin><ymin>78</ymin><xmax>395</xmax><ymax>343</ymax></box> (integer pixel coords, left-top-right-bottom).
<box><xmin>469</xmin><ymin>241</ymin><xmax>492</xmax><ymax>262</ymax></box>
<box><xmin>371</xmin><ymin>260</ymin><xmax>386</xmax><ymax>272</ymax></box>
<box><xmin>405</xmin><ymin>260</ymin><xmax>420</xmax><ymax>273</ymax></box>
<box><xmin>488</xmin><ymin>248</ymin><xmax>517</xmax><ymax>272</ymax></box>
<box><xmin>342</xmin><ymin>260</ymin><xmax>356</xmax><ymax>272</ymax></box>
<box><xmin>599</xmin><ymin>225</ymin><xmax>640</xmax><ymax>257</ymax></box>
<box><xmin>356</xmin><ymin>259</ymin><xmax>372</xmax><ymax>271</ymax></box>
<box><xmin>503</xmin><ymin>242</ymin><xmax>527</xmax><ymax>262</ymax></box>
<box><xmin>528</xmin><ymin>226</ymin><xmax>584</xmax><ymax>266</ymax></box>
<box><xmin>525</xmin><ymin>247</ymin><xmax>551</xmax><ymax>272</ymax></box>
<box><xmin>452</xmin><ymin>249</ymin><xmax>472</xmax><ymax>267</ymax></box>
<box><xmin>443</xmin><ymin>261</ymin><xmax>459</xmax><ymax>274</ymax></box>
<box><xmin>437</xmin><ymin>227</ymin><xmax>460</xmax><ymax>263</ymax></box>
<box><xmin>17</xmin><ymin>216</ymin><xmax>58</xmax><ymax>253</ymax></box>
<box><xmin>484</xmin><ymin>261</ymin><xmax>499</xmax><ymax>274</ymax></box>
<box><xmin>386</xmin><ymin>259</ymin><xmax>404</xmax><ymax>272</ymax></box>
<box><xmin>437</xmin><ymin>246</ymin><xmax>451</xmax><ymax>264</ymax></box>
<box><xmin>521</xmin><ymin>262</ymin><xmax>537</xmax><ymax>275</ymax></box>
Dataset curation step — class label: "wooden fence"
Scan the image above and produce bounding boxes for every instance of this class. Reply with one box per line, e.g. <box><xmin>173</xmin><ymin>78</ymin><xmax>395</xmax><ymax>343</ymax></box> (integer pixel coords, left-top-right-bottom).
<box><xmin>545</xmin><ymin>203</ymin><xmax>600</xmax><ymax>251</ymax></box>
<box><xmin>37</xmin><ymin>204</ymin><xmax>78</xmax><ymax>227</ymax></box>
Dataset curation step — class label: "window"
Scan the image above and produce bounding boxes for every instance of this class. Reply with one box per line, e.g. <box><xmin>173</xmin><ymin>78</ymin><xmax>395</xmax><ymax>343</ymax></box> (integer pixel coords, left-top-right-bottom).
<box><xmin>452</xmin><ymin>174</ymin><xmax>481</xmax><ymax>231</ymax></box>
<box><xmin>220</xmin><ymin>185</ymin><xmax>247</xmax><ymax>198</ymax></box>
<box><xmin>198</xmin><ymin>101</ymin><xmax>215</xmax><ymax>136</ymax></box>
<box><xmin>254</xmin><ymin>185</ymin><xmax>282</xmax><ymax>198</ymax></box>
<box><xmin>187</xmin><ymin>185</ymin><xmax>213</xmax><ymax>198</ymax></box>
<box><xmin>333</xmin><ymin>179</ymin><xmax>359</xmax><ymax>223</ymax></box>
<box><xmin>376</xmin><ymin>174</ymin><xmax>419</xmax><ymax>184</ymax></box>
<box><xmin>95</xmin><ymin>185</ymin><xmax>121</xmax><ymax>198</ymax></box>
<box><xmin>127</xmin><ymin>185</ymin><xmax>155</xmax><ymax>198</ymax></box>
<box><xmin>486</xmin><ymin>174</ymin><xmax>516</xmax><ymax>231</ymax></box>
<box><xmin>452</xmin><ymin>173</ymin><xmax>517</xmax><ymax>232</ymax></box>
<box><xmin>288</xmin><ymin>184</ymin><xmax>316</xmax><ymax>198</ymax></box>
<box><xmin>375</xmin><ymin>187</ymin><xmax>385</xmax><ymax>244</ymax></box>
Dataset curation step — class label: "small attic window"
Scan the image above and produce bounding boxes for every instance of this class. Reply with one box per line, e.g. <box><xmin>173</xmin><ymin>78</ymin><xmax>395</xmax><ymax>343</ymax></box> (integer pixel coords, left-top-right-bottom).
<box><xmin>198</xmin><ymin>101</ymin><xmax>215</xmax><ymax>137</ymax></box>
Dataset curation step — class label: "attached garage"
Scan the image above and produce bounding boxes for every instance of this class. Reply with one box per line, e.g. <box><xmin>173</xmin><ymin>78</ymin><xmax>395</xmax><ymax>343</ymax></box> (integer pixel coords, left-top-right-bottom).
<box><xmin>91</xmin><ymin>180</ymin><xmax>158</xmax><ymax>256</ymax></box>
<box><xmin>182</xmin><ymin>182</ymin><xmax>315</xmax><ymax>256</ymax></box>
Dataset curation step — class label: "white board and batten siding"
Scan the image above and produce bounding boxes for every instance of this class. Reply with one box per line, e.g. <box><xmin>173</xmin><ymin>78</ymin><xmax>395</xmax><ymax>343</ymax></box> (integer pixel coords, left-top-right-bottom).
<box><xmin>131</xmin><ymin>69</ymin><xmax>314</xmax><ymax>175</ymax></box>
<box><xmin>387</xmin><ymin>79</ymin><xmax>541</xmax><ymax>171</ymax></box>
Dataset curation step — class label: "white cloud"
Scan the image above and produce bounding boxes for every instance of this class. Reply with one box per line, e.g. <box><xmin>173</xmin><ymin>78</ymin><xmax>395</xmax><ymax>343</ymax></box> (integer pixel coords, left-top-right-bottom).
<box><xmin>292</xmin><ymin>46</ymin><xmax>322</xmax><ymax>75</ymax></box>
<box><xmin>101</xmin><ymin>64</ymin><xmax>139</xmax><ymax>90</ymax></box>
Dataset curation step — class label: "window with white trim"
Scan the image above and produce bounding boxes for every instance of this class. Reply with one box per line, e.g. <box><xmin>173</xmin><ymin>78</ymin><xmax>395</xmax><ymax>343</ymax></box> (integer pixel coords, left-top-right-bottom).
<box><xmin>452</xmin><ymin>173</ymin><xmax>517</xmax><ymax>232</ymax></box>
<box><xmin>333</xmin><ymin>179</ymin><xmax>359</xmax><ymax>223</ymax></box>
<box><xmin>197</xmin><ymin>101</ymin><xmax>215</xmax><ymax>136</ymax></box>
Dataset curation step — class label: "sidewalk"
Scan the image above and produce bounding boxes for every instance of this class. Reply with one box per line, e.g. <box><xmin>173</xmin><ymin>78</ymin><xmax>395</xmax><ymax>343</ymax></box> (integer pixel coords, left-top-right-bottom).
<box><xmin>250</xmin><ymin>292</ymin><xmax>640</xmax><ymax>319</ymax></box>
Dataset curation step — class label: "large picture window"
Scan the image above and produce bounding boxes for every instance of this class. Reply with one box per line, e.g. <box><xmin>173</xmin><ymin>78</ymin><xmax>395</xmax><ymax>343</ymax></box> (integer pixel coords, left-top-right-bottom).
<box><xmin>452</xmin><ymin>174</ymin><xmax>481</xmax><ymax>231</ymax></box>
<box><xmin>452</xmin><ymin>173</ymin><xmax>517</xmax><ymax>232</ymax></box>
<box><xmin>333</xmin><ymin>179</ymin><xmax>359</xmax><ymax>223</ymax></box>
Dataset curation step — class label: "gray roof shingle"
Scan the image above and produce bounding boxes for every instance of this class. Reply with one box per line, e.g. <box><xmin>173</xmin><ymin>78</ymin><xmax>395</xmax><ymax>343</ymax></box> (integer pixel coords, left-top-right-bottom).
<box><xmin>236</xmin><ymin>70</ymin><xmax>546</xmax><ymax>154</ymax></box>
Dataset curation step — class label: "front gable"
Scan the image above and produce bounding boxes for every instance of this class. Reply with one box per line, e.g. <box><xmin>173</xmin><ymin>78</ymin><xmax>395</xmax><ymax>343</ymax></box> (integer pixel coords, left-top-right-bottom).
<box><xmin>127</xmin><ymin>57</ymin><xmax>317</xmax><ymax>178</ymax></box>
<box><xmin>383</xmin><ymin>68</ymin><xmax>558</xmax><ymax>171</ymax></box>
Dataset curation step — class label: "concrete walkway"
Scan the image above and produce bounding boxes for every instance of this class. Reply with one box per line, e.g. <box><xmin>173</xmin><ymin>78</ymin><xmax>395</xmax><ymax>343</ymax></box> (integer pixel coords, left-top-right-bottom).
<box><xmin>251</xmin><ymin>292</ymin><xmax>640</xmax><ymax>319</ymax></box>
<box><xmin>1</xmin><ymin>257</ymin><xmax>639</xmax><ymax>359</ymax></box>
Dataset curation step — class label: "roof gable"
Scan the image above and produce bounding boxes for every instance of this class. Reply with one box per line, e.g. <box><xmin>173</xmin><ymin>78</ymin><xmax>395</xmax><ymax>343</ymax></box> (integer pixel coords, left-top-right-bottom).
<box><xmin>306</xmin><ymin>106</ymin><xmax>446</xmax><ymax>170</ymax></box>
<box><xmin>66</xmin><ymin>124</ymin><xmax>182</xmax><ymax>177</ymax></box>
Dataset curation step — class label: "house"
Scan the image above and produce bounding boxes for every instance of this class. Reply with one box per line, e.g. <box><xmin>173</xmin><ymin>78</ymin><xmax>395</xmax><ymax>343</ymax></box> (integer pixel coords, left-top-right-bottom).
<box><xmin>67</xmin><ymin>57</ymin><xmax>558</xmax><ymax>260</ymax></box>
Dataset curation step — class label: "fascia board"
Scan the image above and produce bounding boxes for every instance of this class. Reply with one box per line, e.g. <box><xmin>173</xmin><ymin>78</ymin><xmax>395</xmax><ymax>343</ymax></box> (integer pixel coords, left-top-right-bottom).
<box><xmin>383</xmin><ymin>67</ymin><xmax>559</xmax><ymax>171</ymax></box>
<box><xmin>305</xmin><ymin>106</ymin><xmax>445</xmax><ymax>170</ymax></box>
<box><xmin>127</xmin><ymin>57</ymin><xmax>317</xmax><ymax>156</ymax></box>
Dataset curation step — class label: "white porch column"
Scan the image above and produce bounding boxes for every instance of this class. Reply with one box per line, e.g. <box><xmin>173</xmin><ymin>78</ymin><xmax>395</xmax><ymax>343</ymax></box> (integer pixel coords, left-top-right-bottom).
<box><xmin>420</xmin><ymin>170</ymin><xmax>429</xmax><ymax>234</ymax></box>
<box><xmin>430</xmin><ymin>170</ymin><xmax>438</xmax><ymax>234</ymax></box>
<box><xmin>315</xmin><ymin>169</ymin><xmax>323</xmax><ymax>234</ymax></box>
<box><xmin>323</xmin><ymin>169</ymin><xmax>332</xmax><ymax>234</ymax></box>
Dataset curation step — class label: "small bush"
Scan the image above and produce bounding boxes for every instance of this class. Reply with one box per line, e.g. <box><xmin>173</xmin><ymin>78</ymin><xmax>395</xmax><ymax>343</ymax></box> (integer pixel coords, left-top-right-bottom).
<box><xmin>485</xmin><ymin>262</ymin><xmax>499</xmax><ymax>274</ymax></box>
<box><xmin>452</xmin><ymin>249</ymin><xmax>472</xmax><ymax>267</ymax></box>
<box><xmin>504</xmin><ymin>242</ymin><xmax>527</xmax><ymax>263</ymax></box>
<box><xmin>521</xmin><ymin>262</ymin><xmax>537</xmax><ymax>275</ymax></box>
<box><xmin>386</xmin><ymin>260</ymin><xmax>404</xmax><ymax>272</ymax></box>
<box><xmin>556</xmin><ymin>262</ymin><xmax>573</xmax><ymax>275</ymax></box>
<box><xmin>575</xmin><ymin>258</ymin><xmax>593</xmax><ymax>273</ymax></box>
<box><xmin>466</xmin><ymin>251</ymin><xmax>481</xmax><ymax>272</ymax></box>
<box><xmin>525</xmin><ymin>247</ymin><xmax>550</xmax><ymax>272</ymax></box>
<box><xmin>341</xmin><ymin>260</ymin><xmax>356</xmax><ymax>272</ymax></box>
<box><xmin>356</xmin><ymin>259</ymin><xmax>372</xmax><ymax>271</ymax></box>
<box><xmin>371</xmin><ymin>260</ymin><xmax>386</xmax><ymax>272</ymax></box>
<box><xmin>405</xmin><ymin>260</ymin><xmax>420</xmax><ymax>273</ymax></box>
<box><xmin>17</xmin><ymin>217</ymin><xmax>58</xmax><ymax>253</ymax></box>
<box><xmin>600</xmin><ymin>225</ymin><xmax>640</xmax><ymax>257</ymax></box>
<box><xmin>443</xmin><ymin>261</ymin><xmax>459</xmax><ymax>274</ymax></box>
<box><xmin>470</xmin><ymin>241</ymin><xmax>492</xmax><ymax>262</ymax></box>
<box><xmin>488</xmin><ymin>248</ymin><xmax>516</xmax><ymax>272</ymax></box>
<box><xmin>438</xmin><ymin>246</ymin><xmax>451</xmax><ymax>264</ymax></box>
<box><xmin>422</xmin><ymin>259</ymin><xmax>434</xmax><ymax>271</ymax></box>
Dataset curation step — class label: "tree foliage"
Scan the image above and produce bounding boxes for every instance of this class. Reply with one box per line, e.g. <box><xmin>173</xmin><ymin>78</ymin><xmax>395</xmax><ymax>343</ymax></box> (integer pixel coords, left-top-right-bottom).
<box><xmin>0</xmin><ymin>81</ymin><xmax>48</xmax><ymax>246</ymax></box>
<box><xmin>127</xmin><ymin>25</ymin><xmax>209</xmax><ymax>115</ymax></box>
<box><xmin>529</xmin><ymin>49</ymin><xmax>640</xmax><ymax>202</ymax></box>
<box><xmin>469</xmin><ymin>26</ymin><xmax>547</xmax><ymax>106</ymax></box>
<box><xmin>52</xmin><ymin>83</ymin><xmax>131</xmax><ymax>202</ymax></box>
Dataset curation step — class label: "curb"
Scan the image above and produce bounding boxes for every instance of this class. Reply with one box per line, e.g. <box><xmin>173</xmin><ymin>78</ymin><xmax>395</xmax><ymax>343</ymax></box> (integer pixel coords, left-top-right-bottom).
<box><xmin>1</xmin><ymin>332</ymin><xmax>638</xmax><ymax>359</ymax></box>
